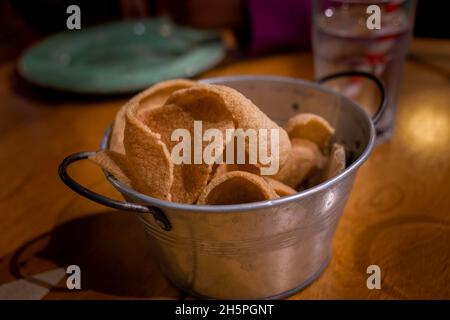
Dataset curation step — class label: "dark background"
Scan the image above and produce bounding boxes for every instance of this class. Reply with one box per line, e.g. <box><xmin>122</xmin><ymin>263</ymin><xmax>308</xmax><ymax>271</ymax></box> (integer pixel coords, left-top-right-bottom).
<box><xmin>0</xmin><ymin>0</ymin><xmax>448</xmax><ymax>62</ymax></box>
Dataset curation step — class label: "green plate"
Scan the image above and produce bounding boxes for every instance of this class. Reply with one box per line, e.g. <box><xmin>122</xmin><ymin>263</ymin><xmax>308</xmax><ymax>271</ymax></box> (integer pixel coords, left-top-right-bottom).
<box><xmin>19</xmin><ymin>18</ymin><xmax>225</xmax><ymax>94</ymax></box>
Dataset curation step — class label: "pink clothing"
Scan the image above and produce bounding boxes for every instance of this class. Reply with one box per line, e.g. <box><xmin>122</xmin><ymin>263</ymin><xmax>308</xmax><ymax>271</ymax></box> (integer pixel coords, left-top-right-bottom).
<box><xmin>247</xmin><ymin>0</ymin><xmax>312</xmax><ymax>53</ymax></box>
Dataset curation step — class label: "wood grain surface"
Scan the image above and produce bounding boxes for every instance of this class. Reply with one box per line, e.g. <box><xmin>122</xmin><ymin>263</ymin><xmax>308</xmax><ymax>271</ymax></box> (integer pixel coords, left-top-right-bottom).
<box><xmin>0</xmin><ymin>38</ymin><xmax>449</xmax><ymax>299</ymax></box>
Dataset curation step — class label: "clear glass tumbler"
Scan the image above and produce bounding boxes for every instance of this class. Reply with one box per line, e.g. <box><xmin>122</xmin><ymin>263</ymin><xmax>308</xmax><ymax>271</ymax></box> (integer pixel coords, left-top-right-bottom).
<box><xmin>313</xmin><ymin>0</ymin><xmax>417</xmax><ymax>141</ymax></box>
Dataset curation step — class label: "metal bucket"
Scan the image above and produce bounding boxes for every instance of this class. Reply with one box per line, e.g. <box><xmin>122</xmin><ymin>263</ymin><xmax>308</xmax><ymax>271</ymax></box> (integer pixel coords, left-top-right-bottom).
<box><xmin>59</xmin><ymin>72</ymin><xmax>385</xmax><ymax>299</ymax></box>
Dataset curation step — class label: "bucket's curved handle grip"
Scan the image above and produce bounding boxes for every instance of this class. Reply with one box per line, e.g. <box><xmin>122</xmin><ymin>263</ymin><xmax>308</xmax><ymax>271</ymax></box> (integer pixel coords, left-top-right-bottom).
<box><xmin>316</xmin><ymin>70</ymin><xmax>387</xmax><ymax>125</ymax></box>
<box><xmin>58</xmin><ymin>151</ymin><xmax>172</xmax><ymax>231</ymax></box>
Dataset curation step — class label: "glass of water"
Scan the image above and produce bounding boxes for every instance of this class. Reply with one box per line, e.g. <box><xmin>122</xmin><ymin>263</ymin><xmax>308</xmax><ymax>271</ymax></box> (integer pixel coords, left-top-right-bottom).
<box><xmin>313</xmin><ymin>0</ymin><xmax>417</xmax><ymax>141</ymax></box>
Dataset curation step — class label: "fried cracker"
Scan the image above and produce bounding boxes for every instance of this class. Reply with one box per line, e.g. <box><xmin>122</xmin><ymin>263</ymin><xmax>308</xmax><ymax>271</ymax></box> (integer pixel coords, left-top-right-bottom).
<box><xmin>273</xmin><ymin>138</ymin><xmax>326</xmax><ymax>188</ymax></box>
<box><xmin>284</xmin><ymin>113</ymin><xmax>335</xmax><ymax>149</ymax></box>
<box><xmin>110</xmin><ymin>79</ymin><xmax>196</xmax><ymax>154</ymax></box>
<box><xmin>123</xmin><ymin>101</ymin><xmax>174</xmax><ymax>201</ymax></box>
<box><xmin>142</xmin><ymin>102</ymin><xmax>234</xmax><ymax>203</ymax></box>
<box><xmin>197</xmin><ymin>171</ymin><xmax>278</xmax><ymax>205</ymax></box>
<box><xmin>89</xmin><ymin>150</ymin><xmax>131</xmax><ymax>187</ymax></box>
<box><xmin>167</xmin><ymin>84</ymin><xmax>292</xmax><ymax>169</ymax></box>
<box><xmin>264</xmin><ymin>177</ymin><xmax>297</xmax><ymax>197</ymax></box>
<box><xmin>322</xmin><ymin>143</ymin><xmax>346</xmax><ymax>181</ymax></box>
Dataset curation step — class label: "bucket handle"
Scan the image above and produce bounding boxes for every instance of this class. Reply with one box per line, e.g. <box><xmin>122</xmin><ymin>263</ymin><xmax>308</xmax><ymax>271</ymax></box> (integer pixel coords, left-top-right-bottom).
<box><xmin>58</xmin><ymin>151</ymin><xmax>172</xmax><ymax>231</ymax></box>
<box><xmin>316</xmin><ymin>70</ymin><xmax>387</xmax><ymax>125</ymax></box>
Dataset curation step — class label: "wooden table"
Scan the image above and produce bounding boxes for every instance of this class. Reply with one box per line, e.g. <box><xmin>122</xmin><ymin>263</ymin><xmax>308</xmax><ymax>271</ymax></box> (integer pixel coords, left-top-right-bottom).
<box><xmin>0</xmin><ymin>38</ymin><xmax>449</xmax><ymax>300</ymax></box>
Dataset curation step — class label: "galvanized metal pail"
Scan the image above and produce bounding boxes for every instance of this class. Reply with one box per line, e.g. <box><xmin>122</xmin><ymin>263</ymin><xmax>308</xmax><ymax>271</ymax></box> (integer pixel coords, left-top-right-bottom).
<box><xmin>59</xmin><ymin>72</ymin><xmax>385</xmax><ymax>299</ymax></box>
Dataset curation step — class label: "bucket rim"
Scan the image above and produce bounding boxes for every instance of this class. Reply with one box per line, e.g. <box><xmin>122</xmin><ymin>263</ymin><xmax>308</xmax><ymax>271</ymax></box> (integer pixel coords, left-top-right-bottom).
<box><xmin>104</xmin><ymin>75</ymin><xmax>376</xmax><ymax>213</ymax></box>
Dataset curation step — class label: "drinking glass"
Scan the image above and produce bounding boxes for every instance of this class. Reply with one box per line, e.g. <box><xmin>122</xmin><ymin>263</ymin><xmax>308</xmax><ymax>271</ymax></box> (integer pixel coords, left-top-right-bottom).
<box><xmin>313</xmin><ymin>0</ymin><xmax>417</xmax><ymax>141</ymax></box>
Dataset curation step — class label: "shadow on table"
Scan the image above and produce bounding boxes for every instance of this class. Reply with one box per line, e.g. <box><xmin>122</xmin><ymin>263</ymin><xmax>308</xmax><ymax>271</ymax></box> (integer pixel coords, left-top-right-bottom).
<box><xmin>5</xmin><ymin>211</ymin><xmax>183</xmax><ymax>299</ymax></box>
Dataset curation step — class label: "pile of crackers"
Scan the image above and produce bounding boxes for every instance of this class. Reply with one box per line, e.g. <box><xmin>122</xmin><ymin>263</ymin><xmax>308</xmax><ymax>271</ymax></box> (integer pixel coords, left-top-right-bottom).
<box><xmin>90</xmin><ymin>79</ymin><xmax>345</xmax><ymax>205</ymax></box>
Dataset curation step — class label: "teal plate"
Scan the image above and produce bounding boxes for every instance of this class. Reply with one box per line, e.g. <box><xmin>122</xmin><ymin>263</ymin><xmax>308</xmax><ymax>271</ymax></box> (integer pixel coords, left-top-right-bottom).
<box><xmin>18</xmin><ymin>18</ymin><xmax>225</xmax><ymax>94</ymax></box>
